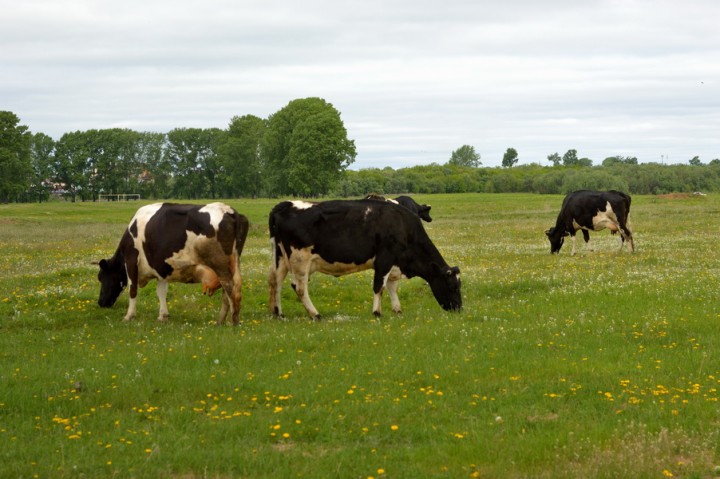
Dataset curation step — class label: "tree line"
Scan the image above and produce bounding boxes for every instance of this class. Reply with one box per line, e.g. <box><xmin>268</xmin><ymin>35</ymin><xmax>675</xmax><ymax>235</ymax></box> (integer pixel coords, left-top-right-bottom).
<box><xmin>2</xmin><ymin>105</ymin><xmax>719</xmax><ymax>203</ymax></box>
<box><xmin>0</xmin><ymin>98</ymin><xmax>356</xmax><ymax>202</ymax></box>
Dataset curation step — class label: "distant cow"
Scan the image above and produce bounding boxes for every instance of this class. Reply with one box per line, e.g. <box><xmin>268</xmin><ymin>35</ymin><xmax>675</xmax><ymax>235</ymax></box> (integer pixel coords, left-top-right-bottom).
<box><xmin>97</xmin><ymin>202</ymin><xmax>249</xmax><ymax>324</ymax></box>
<box><xmin>545</xmin><ymin>190</ymin><xmax>634</xmax><ymax>255</ymax></box>
<box><xmin>365</xmin><ymin>193</ymin><xmax>433</xmax><ymax>223</ymax></box>
<box><xmin>268</xmin><ymin>199</ymin><xmax>461</xmax><ymax>319</ymax></box>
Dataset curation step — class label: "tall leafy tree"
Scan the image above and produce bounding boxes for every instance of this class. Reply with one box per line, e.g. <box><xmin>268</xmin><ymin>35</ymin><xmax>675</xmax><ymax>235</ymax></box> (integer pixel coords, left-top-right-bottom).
<box><xmin>0</xmin><ymin>111</ymin><xmax>32</xmax><ymax>202</ymax></box>
<box><xmin>219</xmin><ymin>115</ymin><xmax>266</xmax><ymax>198</ymax></box>
<box><xmin>165</xmin><ymin>128</ymin><xmax>222</xmax><ymax>199</ymax></box>
<box><xmin>54</xmin><ymin>131</ymin><xmax>92</xmax><ymax>202</ymax></box>
<box><xmin>27</xmin><ymin>132</ymin><xmax>56</xmax><ymax>202</ymax></box>
<box><xmin>547</xmin><ymin>152</ymin><xmax>562</xmax><ymax>167</ymax></box>
<box><xmin>263</xmin><ymin>98</ymin><xmax>356</xmax><ymax>196</ymax></box>
<box><xmin>562</xmin><ymin>149</ymin><xmax>579</xmax><ymax>166</ymax></box>
<box><xmin>502</xmin><ymin>147</ymin><xmax>519</xmax><ymax>168</ymax></box>
<box><xmin>136</xmin><ymin>132</ymin><xmax>169</xmax><ymax>199</ymax></box>
<box><xmin>448</xmin><ymin>145</ymin><xmax>481</xmax><ymax>167</ymax></box>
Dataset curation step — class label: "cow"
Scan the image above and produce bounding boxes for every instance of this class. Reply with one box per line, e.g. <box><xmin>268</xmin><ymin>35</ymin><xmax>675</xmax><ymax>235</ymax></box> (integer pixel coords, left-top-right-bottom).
<box><xmin>268</xmin><ymin>199</ymin><xmax>461</xmax><ymax>319</ymax></box>
<box><xmin>365</xmin><ymin>193</ymin><xmax>433</xmax><ymax>222</ymax></box>
<box><xmin>96</xmin><ymin>202</ymin><xmax>249</xmax><ymax>324</ymax></box>
<box><xmin>545</xmin><ymin>190</ymin><xmax>634</xmax><ymax>255</ymax></box>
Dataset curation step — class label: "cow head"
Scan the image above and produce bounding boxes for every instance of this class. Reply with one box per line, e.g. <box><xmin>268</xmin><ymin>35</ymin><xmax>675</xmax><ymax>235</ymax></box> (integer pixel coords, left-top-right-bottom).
<box><xmin>545</xmin><ymin>227</ymin><xmax>568</xmax><ymax>254</ymax></box>
<box><xmin>429</xmin><ymin>264</ymin><xmax>462</xmax><ymax>311</ymax></box>
<box><xmin>96</xmin><ymin>258</ymin><xmax>127</xmax><ymax>307</ymax></box>
<box><xmin>417</xmin><ymin>204</ymin><xmax>433</xmax><ymax>223</ymax></box>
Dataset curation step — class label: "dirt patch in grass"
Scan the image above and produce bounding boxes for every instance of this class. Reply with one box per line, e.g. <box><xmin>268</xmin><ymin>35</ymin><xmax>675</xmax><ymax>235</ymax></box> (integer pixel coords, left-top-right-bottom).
<box><xmin>657</xmin><ymin>193</ymin><xmax>692</xmax><ymax>199</ymax></box>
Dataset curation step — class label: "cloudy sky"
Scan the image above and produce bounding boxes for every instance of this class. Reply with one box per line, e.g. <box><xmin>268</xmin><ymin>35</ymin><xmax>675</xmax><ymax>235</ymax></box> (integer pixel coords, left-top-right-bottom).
<box><xmin>3</xmin><ymin>0</ymin><xmax>719</xmax><ymax>168</ymax></box>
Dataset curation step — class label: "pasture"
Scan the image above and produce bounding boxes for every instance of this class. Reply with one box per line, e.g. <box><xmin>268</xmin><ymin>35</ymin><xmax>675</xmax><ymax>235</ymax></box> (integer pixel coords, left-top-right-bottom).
<box><xmin>1</xmin><ymin>193</ymin><xmax>719</xmax><ymax>478</ymax></box>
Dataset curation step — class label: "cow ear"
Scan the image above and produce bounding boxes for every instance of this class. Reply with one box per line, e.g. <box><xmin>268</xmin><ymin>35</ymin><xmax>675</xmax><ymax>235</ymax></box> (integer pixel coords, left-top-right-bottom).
<box><xmin>98</xmin><ymin>259</ymin><xmax>109</xmax><ymax>270</ymax></box>
<box><xmin>450</xmin><ymin>266</ymin><xmax>460</xmax><ymax>276</ymax></box>
<box><xmin>562</xmin><ymin>231</ymin><xmax>570</xmax><ymax>237</ymax></box>
<box><xmin>544</xmin><ymin>228</ymin><xmax>552</xmax><ymax>236</ymax></box>
<box><xmin>422</xmin><ymin>205</ymin><xmax>431</xmax><ymax>212</ymax></box>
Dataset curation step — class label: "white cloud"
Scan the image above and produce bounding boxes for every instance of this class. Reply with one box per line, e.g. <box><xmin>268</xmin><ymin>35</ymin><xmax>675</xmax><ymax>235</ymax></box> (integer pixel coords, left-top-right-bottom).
<box><xmin>2</xmin><ymin>0</ymin><xmax>719</xmax><ymax>167</ymax></box>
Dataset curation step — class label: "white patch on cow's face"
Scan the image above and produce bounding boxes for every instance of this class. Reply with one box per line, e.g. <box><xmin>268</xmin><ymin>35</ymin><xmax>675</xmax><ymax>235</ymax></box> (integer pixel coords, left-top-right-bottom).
<box><xmin>291</xmin><ymin>200</ymin><xmax>316</xmax><ymax>210</ymax></box>
<box><xmin>364</xmin><ymin>206</ymin><xmax>373</xmax><ymax>219</ymax></box>
<box><xmin>200</xmin><ymin>202</ymin><xmax>232</xmax><ymax>231</ymax></box>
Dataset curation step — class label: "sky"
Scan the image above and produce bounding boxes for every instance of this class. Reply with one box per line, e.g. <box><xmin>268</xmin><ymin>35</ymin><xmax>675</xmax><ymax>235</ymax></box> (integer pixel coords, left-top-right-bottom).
<box><xmin>2</xmin><ymin>0</ymin><xmax>719</xmax><ymax>169</ymax></box>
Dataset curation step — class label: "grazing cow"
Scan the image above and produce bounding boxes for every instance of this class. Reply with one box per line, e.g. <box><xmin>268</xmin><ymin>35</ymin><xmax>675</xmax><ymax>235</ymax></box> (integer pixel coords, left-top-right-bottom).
<box><xmin>268</xmin><ymin>199</ymin><xmax>461</xmax><ymax>319</ymax></box>
<box><xmin>545</xmin><ymin>190</ymin><xmax>634</xmax><ymax>255</ymax></box>
<box><xmin>96</xmin><ymin>202</ymin><xmax>249</xmax><ymax>324</ymax></box>
<box><xmin>365</xmin><ymin>193</ymin><xmax>433</xmax><ymax>222</ymax></box>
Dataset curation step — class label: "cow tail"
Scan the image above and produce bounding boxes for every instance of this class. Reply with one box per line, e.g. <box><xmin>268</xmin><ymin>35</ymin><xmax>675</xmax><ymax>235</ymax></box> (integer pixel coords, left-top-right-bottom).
<box><xmin>234</xmin><ymin>213</ymin><xmax>250</xmax><ymax>267</ymax></box>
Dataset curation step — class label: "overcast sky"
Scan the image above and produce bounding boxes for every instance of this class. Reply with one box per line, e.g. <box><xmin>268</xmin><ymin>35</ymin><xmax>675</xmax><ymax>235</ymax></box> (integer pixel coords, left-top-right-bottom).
<box><xmin>3</xmin><ymin>0</ymin><xmax>719</xmax><ymax>168</ymax></box>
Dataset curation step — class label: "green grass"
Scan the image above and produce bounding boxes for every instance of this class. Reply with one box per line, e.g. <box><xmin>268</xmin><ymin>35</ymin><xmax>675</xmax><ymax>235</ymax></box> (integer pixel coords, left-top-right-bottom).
<box><xmin>2</xmin><ymin>194</ymin><xmax>720</xmax><ymax>478</ymax></box>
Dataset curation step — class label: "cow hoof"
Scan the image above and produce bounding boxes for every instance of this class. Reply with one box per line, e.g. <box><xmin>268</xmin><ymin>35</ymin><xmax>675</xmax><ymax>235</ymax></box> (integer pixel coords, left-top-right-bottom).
<box><xmin>373</xmin><ymin>311</ymin><xmax>382</xmax><ymax>318</ymax></box>
<box><xmin>158</xmin><ymin>314</ymin><xmax>170</xmax><ymax>322</ymax></box>
<box><xmin>311</xmin><ymin>314</ymin><xmax>322</xmax><ymax>322</ymax></box>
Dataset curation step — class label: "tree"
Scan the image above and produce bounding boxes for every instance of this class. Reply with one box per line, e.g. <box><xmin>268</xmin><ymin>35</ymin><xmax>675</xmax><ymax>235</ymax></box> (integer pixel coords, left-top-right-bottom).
<box><xmin>165</xmin><ymin>128</ymin><xmax>223</xmax><ymax>199</ymax></box>
<box><xmin>689</xmin><ymin>156</ymin><xmax>702</xmax><ymax>166</ymax></box>
<box><xmin>562</xmin><ymin>149</ymin><xmax>578</xmax><ymax>166</ymax></box>
<box><xmin>448</xmin><ymin>145</ymin><xmax>481</xmax><ymax>167</ymax></box>
<box><xmin>603</xmin><ymin>155</ymin><xmax>637</xmax><ymax>166</ymax></box>
<box><xmin>0</xmin><ymin>111</ymin><xmax>32</xmax><ymax>202</ymax></box>
<box><xmin>27</xmin><ymin>132</ymin><xmax>55</xmax><ymax>202</ymax></box>
<box><xmin>263</xmin><ymin>98</ymin><xmax>356</xmax><ymax>196</ymax></box>
<box><xmin>54</xmin><ymin>131</ymin><xmax>91</xmax><ymax>202</ymax></box>
<box><xmin>502</xmin><ymin>148</ymin><xmax>518</xmax><ymax>168</ymax></box>
<box><xmin>547</xmin><ymin>152</ymin><xmax>562</xmax><ymax>167</ymax></box>
<box><xmin>135</xmin><ymin>132</ymin><xmax>170</xmax><ymax>199</ymax></box>
<box><xmin>219</xmin><ymin>115</ymin><xmax>266</xmax><ymax>198</ymax></box>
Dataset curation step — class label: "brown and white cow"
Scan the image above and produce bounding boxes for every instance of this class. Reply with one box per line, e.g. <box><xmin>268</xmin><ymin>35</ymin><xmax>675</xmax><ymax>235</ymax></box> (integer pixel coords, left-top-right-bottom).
<box><xmin>97</xmin><ymin>202</ymin><xmax>249</xmax><ymax>324</ymax></box>
<box><xmin>545</xmin><ymin>190</ymin><xmax>634</xmax><ymax>255</ymax></box>
<box><xmin>268</xmin><ymin>199</ymin><xmax>461</xmax><ymax>319</ymax></box>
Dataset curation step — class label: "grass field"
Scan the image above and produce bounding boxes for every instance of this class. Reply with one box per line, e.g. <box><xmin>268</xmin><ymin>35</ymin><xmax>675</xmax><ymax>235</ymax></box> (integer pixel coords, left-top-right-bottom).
<box><xmin>1</xmin><ymin>193</ymin><xmax>719</xmax><ymax>478</ymax></box>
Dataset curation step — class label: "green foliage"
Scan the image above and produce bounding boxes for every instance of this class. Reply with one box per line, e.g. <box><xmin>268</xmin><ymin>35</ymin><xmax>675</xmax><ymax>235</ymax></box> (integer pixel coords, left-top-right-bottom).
<box><xmin>263</xmin><ymin>98</ymin><xmax>356</xmax><ymax>196</ymax></box>
<box><xmin>165</xmin><ymin>128</ymin><xmax>225</xmax><ymax>199</ymax></box>
<box><xmin>448</xmin><ymin>144</ymin><xmax>481</xmax><ymax>167</ymax></box>
<box><xmin>0</xmin><ymin>111</ymin><xmax>32</xmax><ymax>202</ymax></box>
<box><xmin>502</xmin><ymin>147</ymin><xmax>519</xmax><ymax>168</ymax></box>
<box><xmin>218</xmin><ymin>115</ymin><xmax>266</xmax><ymax>198</ymax></box>
<box><xmin>2</xmin><ymin>195</ymin><xmax>720</xmax><ymax>478</ymax></box>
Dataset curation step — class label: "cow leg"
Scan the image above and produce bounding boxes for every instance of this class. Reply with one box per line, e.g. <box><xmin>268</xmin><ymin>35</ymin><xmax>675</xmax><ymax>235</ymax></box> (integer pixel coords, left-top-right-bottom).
<box><xmin>582</xmin><ymin>230</ymin><xmax>592</xmax><ymax>252</ymax></box>
<box><xmin>293</xmin><ymin>271</ymin><xmax>320</xmax><ymax>320</ymax></box>
<box><xmin>386</xmin><ymin>277</ymin><xmax>402</xmax><ymax>314</ymax></box>
<box><xmin>229</xmin><ymin>260</ymin><xmax>243</xmax><ymax>325</ymax></box>
<box><xmin>619</xmin><ymin>224</ymin><xmax>635</xmax><ymax>252</ymax></box>
<box><xmin>155</xmin><ymin>280</ymin><xmax>170</xmax><ymax>321</ymax></box>
<box><xmin>287</xmin><ymin>248</ymin><xmax>320</xmax><ymax>319</ymax></box>
<box><xmin>123</xmin><ymin>282</ymin><xmax>138</xmax><ymax>321</ymax></box>
<box><xmin>268</xmin><ymin>257</ymin><xmax>289</xmax><ymax>317</ymax></box>
<box><xmin>570</xmin><ymin>233</ymin><xmax>578</xmax><ymax>256</ymax></box>
<box><xmin>216</xmin><ymin>278</ymin><xmax>239</xmax><ymax>326</ymax></box>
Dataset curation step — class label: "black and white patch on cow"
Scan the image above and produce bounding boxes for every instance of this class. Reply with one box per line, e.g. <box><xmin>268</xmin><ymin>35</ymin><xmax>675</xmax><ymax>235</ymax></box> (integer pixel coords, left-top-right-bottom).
<box><xmin>97</xmin><ymin>202</ymin><xmax>249</xmax><ymax>324</ymax></box>
<box><xmin>268</xmin><ymin>199</ymin><xmax>461</xmax><ymax>319</ymax></box>
<box><xmin>545</xmin><ymin>190</ymin><xmax>634</xmax><ymax>255</ymax></box>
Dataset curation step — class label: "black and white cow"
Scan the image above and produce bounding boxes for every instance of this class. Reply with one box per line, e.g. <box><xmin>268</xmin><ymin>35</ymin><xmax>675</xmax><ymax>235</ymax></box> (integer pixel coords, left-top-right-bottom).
<box><xmin>268</xmin><ymin>199</ymin><xmax>461</xmax><ymax>319</ymax></box>
<box><xmin>97</xmin><ymin>202</ymin><xmax>249</xmax><ymax>324</ymax></box>
<box><xmin>545</xmin><ymin>190</ymin><xmax>634</xmax><ymax>255</ymax></box>
<box><xmin>365</xmin><ymin>194</ymin><xmax>433</xmax><ymax>223</ymax></box>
